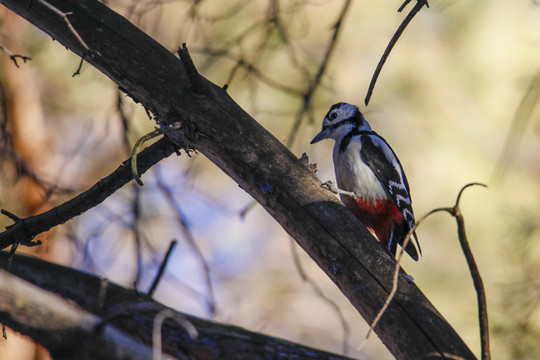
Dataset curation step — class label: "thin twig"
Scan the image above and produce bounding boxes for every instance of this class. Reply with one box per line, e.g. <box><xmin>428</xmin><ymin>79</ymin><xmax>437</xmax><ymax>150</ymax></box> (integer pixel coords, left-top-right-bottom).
<box><xmin>131</xmin><ymin>183</ymin><xmax>143</xmax><ymax>290</ymax></box>
<box><xmin>152</xmin><ymin>309</ymin><xmax>198</xmax><ymax>360</ymax></box>
<box><xmin>200</xmin><ymin>49</ymin><xmax>302</xmax><ymax>96</ymax></box>
<box><xmin>130</xmin><ymin>123</ymin><xmax>182</xmax><ymax>186</ymax></box>
<box><xmin>155</xmin><ymin>169</ymin><xmax>217</xmax><ymax>317</ymax></box>
<box><xmin>452</xmin><ymin>183</ymin><xmax>490</xmax><ymax>360</ymax></box>
<box><xmin>364</xmin><ymin>0</ymin><xmax>429</xmax><ymax>106</ymax></box>
<box><xmin>72</xmin><ymin>58</ymin><xmax>84</xmax><ymax>77</ymax></box>
<box><xmin>357</xmin><ymin>206</ymin><xmax>445</xmax><ymax>351</ymax></box>
<box><xmin>1</xmin><ymin>210</ymin><xmax>37</xmax><ymax>266</ymax></box>
<box><xmin>289</xmin><ymin>239</ymin><xmax>350</xmax><ymax>355</ymax></box>
<box><xmin>38</xmin><ymin>0</ymin><xmax>90</xmax><ymax>51</ymax></box>
<box><xmin>0</xmin><ymin>44</ymin><xmax>31</xmax><ymax>68</ymax></box>
<box><xmin>0</xmin><ymin>138</ymin><xmax>178</xmax><ymax>250</ymax></box>
<box><xmin>286</xmin><ymin>0</ymin><xmax>352</xmax><ymax>147</ymax></box>
<box><xmin>148</xmin><ymin>240</ymin><xmax>178</xmax><ymax>297</ymax></box>
<box><xmin>1</xmin><ymin>209</ymin><xmax>20</xmax><ymax>223</ymax></box>
<box><xmin>239</xmin><ymin>200</ymin><xmax>257</xmax><ymax>219</ymax></box>
<box><xmin>359</xmin><ymin>182</ymin><xmax>489</xmax><ymax>360</ymax></box>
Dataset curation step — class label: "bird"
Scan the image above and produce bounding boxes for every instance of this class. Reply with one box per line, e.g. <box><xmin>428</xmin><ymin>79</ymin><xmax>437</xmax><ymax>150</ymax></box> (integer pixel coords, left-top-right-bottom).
<box><xmin>310</xmin><ymin>102</ymin><xmax>421</xmax><ymax>260</ymax></box>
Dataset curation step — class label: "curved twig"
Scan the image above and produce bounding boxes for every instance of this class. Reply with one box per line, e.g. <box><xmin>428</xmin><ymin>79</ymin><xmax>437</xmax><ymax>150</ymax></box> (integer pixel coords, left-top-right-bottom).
<box><xmin>452</xmin><ymin>183</ymin><xmax>490</xmax><ymax>360</ymax></box>
<box><xmin>364</xmin><ymin>0</ymin><xmax>429</xmax><ymax>106</ymax></box>
<box><xmin>358</xmin><ymin>206</ymin><xmax>447</xmax><ymax>350</ymax></box>
<box><xmin>130</xmin><ymin>123</ymin><xmax>182</xmax><ymax>186</ymax></box>
<box><xmin>360</xmin><ymin>182</ymin><xmax>490</xmax><ymax>360</ymax></box>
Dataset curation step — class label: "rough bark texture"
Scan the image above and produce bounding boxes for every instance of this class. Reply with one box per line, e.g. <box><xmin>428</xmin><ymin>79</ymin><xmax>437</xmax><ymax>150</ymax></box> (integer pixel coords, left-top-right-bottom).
<box><xmin>0</xmin><ymin>0</ymin><xmax>477</xmax><ymax>359</ymax></box>
<box><xmin>0</xmin><ymin>263</ymin><xmax>167</xmax><ymax>360</ymax></box>
<box><xmin>0</xmin><ymin>252</ymin><xmax>357</xmax><ymax>360</ymax></box>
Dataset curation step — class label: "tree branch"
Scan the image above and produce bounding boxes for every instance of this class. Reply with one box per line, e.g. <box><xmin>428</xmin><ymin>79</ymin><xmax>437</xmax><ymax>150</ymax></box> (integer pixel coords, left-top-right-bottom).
<box><xmin>453</xmin><ymin>183</ymin><xmax>490</xmax><ymax>360</ymax></box>
<box><xmin>0</xmin><ymin>266</ymin><xmax>166</xmax><ymax>360</ymax></box>
<box><xmin>364</xmin><ymin>0</ymin><xmax>429</xmax><ymax>106</ymax></box>
<box><xmin>0</xmin><ymin>1</ymin><xmax>476</xmax><ymax>358</ymax></box>
<box><xmin>0</xmin><ymin>137</ymin><xmax>178</xmax><ymax>249</ymax></box>
<box><xmin>0</xmin><ymin>252</ymin><xmax>356</xmax><ymax>360</ymax></box>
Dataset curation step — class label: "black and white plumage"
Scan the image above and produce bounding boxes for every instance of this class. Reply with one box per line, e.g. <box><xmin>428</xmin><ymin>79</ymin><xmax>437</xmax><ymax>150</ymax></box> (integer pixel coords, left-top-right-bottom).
<box><xmin>311</xmin><ymin>102</ymin><xmax>421</xmax><ymax>260</ymax></box>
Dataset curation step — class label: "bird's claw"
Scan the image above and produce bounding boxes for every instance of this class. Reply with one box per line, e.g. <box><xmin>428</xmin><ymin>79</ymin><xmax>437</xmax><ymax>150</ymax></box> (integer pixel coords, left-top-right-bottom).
<box><xmin>321</xmin><ymin>181</ymin><xmax>358</xmax><ymax>198</ymax></box>
<box><xmin>321</xmin><ymin>180</ymin><xmax>338</xmax><ymax>194</ymax></box>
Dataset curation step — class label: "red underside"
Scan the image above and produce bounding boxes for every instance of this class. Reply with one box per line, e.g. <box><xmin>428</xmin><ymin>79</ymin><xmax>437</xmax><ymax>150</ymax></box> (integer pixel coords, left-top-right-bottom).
<box><xmin>347</xmin><ymin>197</ymin><xmax>403</xmax><ymax>246</ymax></box>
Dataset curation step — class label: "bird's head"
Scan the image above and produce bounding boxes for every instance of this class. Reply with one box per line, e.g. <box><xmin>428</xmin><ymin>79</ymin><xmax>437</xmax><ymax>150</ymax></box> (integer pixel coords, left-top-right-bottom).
<box><xmin>310</xmin><ymin>102</ymin><xmax>371</xmax><ymax>144</ymax></box>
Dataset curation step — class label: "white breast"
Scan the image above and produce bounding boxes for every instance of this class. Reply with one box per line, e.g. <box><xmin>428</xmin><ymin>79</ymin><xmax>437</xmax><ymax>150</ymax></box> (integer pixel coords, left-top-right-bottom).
<box><xmin>333</xmin><ymin>138</ymin><xmax>387</xmax><ymax>200</ymax></box>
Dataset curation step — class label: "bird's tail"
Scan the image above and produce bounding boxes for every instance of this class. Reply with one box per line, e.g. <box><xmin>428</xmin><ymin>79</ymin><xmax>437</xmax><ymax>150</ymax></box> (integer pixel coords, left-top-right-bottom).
<box><xmin>389</xmin><ymin>226</ymin><xmax>420</xmax><ymax>261</ymax></box>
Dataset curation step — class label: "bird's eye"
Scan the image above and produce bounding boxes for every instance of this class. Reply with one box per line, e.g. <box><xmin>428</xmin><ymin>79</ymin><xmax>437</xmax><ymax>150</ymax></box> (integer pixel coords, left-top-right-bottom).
<box><xmin>329</xmin><ymin>112</ymin><xmax>338</xmax><ymax>121</ymax></box>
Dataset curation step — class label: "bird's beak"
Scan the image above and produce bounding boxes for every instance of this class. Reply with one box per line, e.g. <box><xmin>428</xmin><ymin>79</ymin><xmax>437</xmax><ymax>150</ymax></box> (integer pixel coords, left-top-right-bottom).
<box><xmin>310</xmin><ymin>127</ymin><xmax>331</xmax><ymax>144</ymax></box>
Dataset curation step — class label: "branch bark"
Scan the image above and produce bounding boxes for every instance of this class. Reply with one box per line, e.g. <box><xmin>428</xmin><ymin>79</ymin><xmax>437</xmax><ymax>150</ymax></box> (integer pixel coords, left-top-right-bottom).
<box><xmin>0</xmin><ymin>252</ymin><xmax>356</xmax><ymax>360</ymax></box>
<box><xmin>0</xmin><ymin>263</ymin><xmax>167</xmax><ymax>360</ymax></box>
<box><xmin>0</xmin><ymin>1</ymin><xmax>477</xmax><ymax>359</ymax></box>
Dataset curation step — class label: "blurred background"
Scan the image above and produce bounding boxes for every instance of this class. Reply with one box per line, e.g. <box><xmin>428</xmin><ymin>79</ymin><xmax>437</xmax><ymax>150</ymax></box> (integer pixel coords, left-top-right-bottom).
<box><xmin>1</xmin><ymin>0</ymin><xmax>539</xmax><ymax>359</ymax></box>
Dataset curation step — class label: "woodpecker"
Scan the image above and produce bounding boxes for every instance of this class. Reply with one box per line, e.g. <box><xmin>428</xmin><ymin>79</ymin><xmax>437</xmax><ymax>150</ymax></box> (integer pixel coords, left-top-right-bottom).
<box><xmin>311</xmin><ymin>102</ymin><xmax>421</xmax><ymax>260</ymax></box>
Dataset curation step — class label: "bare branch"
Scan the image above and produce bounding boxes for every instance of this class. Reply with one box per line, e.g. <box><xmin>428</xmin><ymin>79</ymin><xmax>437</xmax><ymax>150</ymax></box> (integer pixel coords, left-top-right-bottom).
<box><xmin>0</xmin><ymin>268</ymin><xmax>162</xmax><ymax>360</ymax></box>
<box><xmin>452</xmin><ymin>183</ymin><xmax>490</xmax><ymax>360</ymax></box>
<box><xmin>0</xmin><ymin>43</ymin><xmax>31</xmax><ymax>67</ymax></box>
<box><xmin>0</xmin><ymin>137</ymin><xmax>179</xmax><ymax>249</ymax></box>
<box><xmin>148</xmin><ymin>240</ymin><xmax>178</xmax><ymax>297</ymax></box>
<box><xmin>38</xmin><ymin>0</ymin><xmax>90</xmax><ymax>51</ymax></box>
<box><xmin>155</xmin><ymin>169</ymin><xmax>217</xmax><ymax>317</ymax></box>
<box><xmin>131</xmin><ymin>183</ymin><xmax>144</xmax><ymax>289</ymax></box>
<box><xmin>152</xmin><ymin>309</ymin><xmax>197</xmax><ymax>360</ymax></box>
<box><xmin>289</xmin><ymin>239</ymin><xmax>350</xmax><ymax>355</ymax></box>
<box><xmin>130</xmin><ymin>123</ymin><xmax>183</xmax><ymax>186</ymax></box>
<box><xmin>360</xmin><ymin>182</ymin><xmax>489</xmax><ymax>360</ymax></box>
<box><xmin>364</xmin><ymin>0</ymin><xmax>429</xmax><ymax>106</ymax></box>
<box><xmin>0</xmin><ymin>209</ymin><xmax>20</xmax><ymax>222</ymax></box>
<box><xmin>358</xmin><ymin>205</ymin><xmax>447</xmax><ymax>350</ymax></box>
<box><xmin>287</xmin><ymin>0</ymin><xmax>352</xmax><ymax>146</ymax></box>
<box><xmin>72</xmin><ymin>57</ymin><xmax>84</xmax><ymax>76</ymax></box>
<box><xmin>0</xmin><ymin>252</ymin><xmax>358</xmax><ymax>360</ymax></box>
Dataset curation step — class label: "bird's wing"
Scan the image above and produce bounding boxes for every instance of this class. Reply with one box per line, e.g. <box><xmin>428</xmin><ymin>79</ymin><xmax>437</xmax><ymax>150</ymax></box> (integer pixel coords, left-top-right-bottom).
<box><xmin>359</xmin><ymin>134</ymin><xmax>421</xmax><ymax>257</ymax></box>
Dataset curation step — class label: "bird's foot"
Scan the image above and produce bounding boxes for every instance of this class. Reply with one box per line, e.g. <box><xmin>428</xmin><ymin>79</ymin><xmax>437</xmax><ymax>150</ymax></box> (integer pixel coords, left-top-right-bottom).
<box><xmin>321</xmin><ymin>181</ymin><xmax>358</xmax><ymax>198</ymax></box>
<box><xmin>321</xmin><ymin>180</ymin><xmax>338</xmax><ymax>193</ymax></box>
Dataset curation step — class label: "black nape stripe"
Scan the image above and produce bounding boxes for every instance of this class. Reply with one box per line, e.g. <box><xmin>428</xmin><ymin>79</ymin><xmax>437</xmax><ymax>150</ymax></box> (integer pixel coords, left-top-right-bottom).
<box><xmin>338</xmin><ymin>128</ymin><xmax>377</xmax><ymax>153</ymax></box>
